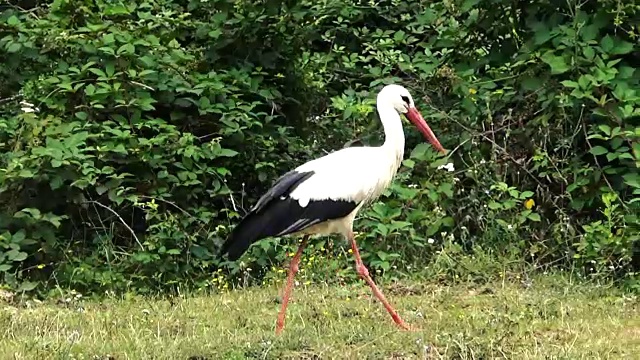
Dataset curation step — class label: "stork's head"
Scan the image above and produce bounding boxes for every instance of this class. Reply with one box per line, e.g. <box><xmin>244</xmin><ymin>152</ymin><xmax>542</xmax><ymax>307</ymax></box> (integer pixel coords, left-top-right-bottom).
<box><xmin>378</xmin><ymin>84</ymin><xmax>446</xmax><ymax>153</ymax></box>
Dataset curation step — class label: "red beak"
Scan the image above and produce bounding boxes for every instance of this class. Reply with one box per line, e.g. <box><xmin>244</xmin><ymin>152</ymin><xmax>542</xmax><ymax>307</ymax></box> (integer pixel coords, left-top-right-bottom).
<box><xmin>405</xmin><ymin>107</ymin><xmax>446</xmax><ymax>153</ymax></box>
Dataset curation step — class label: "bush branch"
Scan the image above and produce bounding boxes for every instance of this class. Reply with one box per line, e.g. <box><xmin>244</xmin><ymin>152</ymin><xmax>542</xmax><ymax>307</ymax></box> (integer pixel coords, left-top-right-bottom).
<box><xmin>85</xmin><ymin>201</ymin><xmax>145</xmax><ymax>250</ymax></box>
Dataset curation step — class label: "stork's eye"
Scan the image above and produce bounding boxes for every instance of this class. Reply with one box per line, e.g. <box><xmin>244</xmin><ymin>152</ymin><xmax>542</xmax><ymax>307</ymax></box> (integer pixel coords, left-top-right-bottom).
<box><xmin>400</xmin><ymin>95</ymin><xmax>410</xmax><ymax>106</ymax></box>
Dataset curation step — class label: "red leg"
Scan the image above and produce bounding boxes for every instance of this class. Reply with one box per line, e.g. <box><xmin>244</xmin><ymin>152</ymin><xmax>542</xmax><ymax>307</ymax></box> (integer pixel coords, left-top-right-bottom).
<box><xmin>275</xmin><ymin>236</ymin><xmax>308</xmax><ymax>335</ymax></box>
<box><xmin>348</xmin><ymin>232</ymin><xmax>411</xmax><ymax>330</ymax></box>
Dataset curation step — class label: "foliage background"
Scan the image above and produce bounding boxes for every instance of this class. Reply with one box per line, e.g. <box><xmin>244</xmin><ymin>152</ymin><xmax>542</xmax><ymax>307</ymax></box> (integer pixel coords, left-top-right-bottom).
<box><xmin>0</xmin><ymin>0</ymin><xmax>638</xmax><ymax>295</ymax></box>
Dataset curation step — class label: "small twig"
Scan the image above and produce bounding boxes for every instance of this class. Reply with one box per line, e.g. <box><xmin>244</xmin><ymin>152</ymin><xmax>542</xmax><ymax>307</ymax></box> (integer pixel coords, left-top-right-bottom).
<box><xmin>164</xmin><ymin>61</ymin><xmax>192</xmax><ymax>84</ymax></box>
<box><xmin>446</xmin><ymin>138</ymin><xmax>470</xmax><ymax>157</ymax></box>
<box><xmin>86</xmin><ymin>196</ymin><xmax>112</xmax><ymax>250</ymax></box>
<box><xmin>581</xmin><ymin>120</ymin><xmax>628</xmax><ymax>209</ymax></box>
<box><xmin>2</xmin><ymin>3</ymin><xmax>40</xmax><ymax>19</ymax></box>
<box><xmin>0</xmin><ymin>94</ymin><xmax>23</xmax><ymax>105</ymax></box>
<box><xmin>229</xmin><ymin>190</ymin><xmax>239</xmax><ymax>212</ymax></box>
<box><xmin>84</xmin><ymin>200</ymin><xmax>144</xmax><ymax>250</ymax></box>
<box><xmin>138</xmin><ymin>195</ymin><xmax>200</xmax><ymax>221</ymax></box>
<box><xmin>129</xmin><ymin>81</ymin><xmax>154</xmax><ymax>91</ymax></box>
<box><xmin>428</xmin><ymin>105</ymin><xmax>547</xmax><ymax>189</ymax></box>
<box><xmin>195</xmin><ymin>133</ymin><xmax>218</xmax><ymax>141</ymax></box>
<box><xmin>240</xmin><ymin>182</ymin><xmax>246</xmax><ymax>213</ymax></box>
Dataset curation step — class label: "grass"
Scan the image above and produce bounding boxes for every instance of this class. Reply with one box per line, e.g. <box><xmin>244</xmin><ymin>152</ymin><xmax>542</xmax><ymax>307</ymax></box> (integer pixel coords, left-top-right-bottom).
<box><xmin>1</xmin><ymin>274</ymin><xmax>639</xmax><ymax>359</ymax></box>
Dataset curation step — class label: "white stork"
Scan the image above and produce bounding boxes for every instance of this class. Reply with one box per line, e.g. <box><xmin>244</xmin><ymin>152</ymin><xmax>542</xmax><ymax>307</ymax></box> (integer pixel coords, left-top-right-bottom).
<box><xmin>221</xmin><ymin>84</ymin><xmax>446</xmax><ymax>334</ymax></box>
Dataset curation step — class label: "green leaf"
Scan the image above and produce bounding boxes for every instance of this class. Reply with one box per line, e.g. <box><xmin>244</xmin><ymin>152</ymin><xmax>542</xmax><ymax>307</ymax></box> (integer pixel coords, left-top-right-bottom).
<box><xmin>138</xmin><ymin>69</ymin><xmax>155</xmax><ymax>77</ymax></box>
<box><xmin>540</xmin><ymin>52</ymin><xmax>570</xmax><ymax>74</ymax></box>
<box><xmin>580</xmin><ymin>23</ymin><xmax>600</xmax><ymax>41</ymax></box>
<box><xmin>217</xmin><ymin>149</ymin><xmax>238</xmax><ymax>157</ymax></box>
<box><xmin>377</xmin><ymin>251</ymin><xmax>388</xmax><ymax>261</ymax></box>
<box><xmin>600</xmin><ymin>35</ymin><xmax>614</xmax><ymax>53</ymax></box>
<box><xmin>50</xmin><ymin>176</ymin><xmax>64</xmax><ymax>190</ymax></box>
<box><xmin>533</xmin><ymin>24</ymin><xmax>554</xmax><ymax>44</ymax></box>
<box><xmin>18</xmin><ymin>169</ymin><xmax>34</xmax><ymax>178</ymax></box>
<box><xmin>582</xmin><ymin>46</ymin><xmax>595</xmax><ymax>60</ymax></box>
<box><xmin>343</xmin><ymin>107</ymin><xmax>353</xmax><ymax>120</ymax></box>
<box><xmin>117</xmin><ymin>43</ymin><xmax>135</xmax><ymax>55</ymax></box>
<box><xmin>102</xmin><ymin>33</ymin><xmax>115</xmax><ymax>44</ymax></box>
<box><xmin>88</xmin><ymin>68</ymin><xmax>107</xmax><ymax>78</ymax></box>
<box><xmin>610</xmin><ymin>137</ymin><xmax>623</xmax><ymax>150</ymax></box>
<box><xmin>438</xmin><ymin>183</ymin><xmax>454</xmax><ymax>198</ymax></box>
<box><xmin>105</xmin><ymin>63</ymin><xmax>115</xmax><ymax>77</ymax></box>
<box><xmin>488</xmin><ymin>201</ymin><xmax>502</xmax><ymax>210</ymax></box>
<box><xmin>108</xmin><ymin>3</ymin><xmax>132</xmax><ymax>15</ymax></box>
<box><xmin>84</xmin><ymin>84</ymin><xmax>96</xmax><ymax>95</ymax></box>
<box><xmin>618</xmin><ymin>66</ymin><xmax>635</xmax><ymax>79</ymax></box>
<box><xmin>460</xmin><ymin>0</ymin><xmax>481</xmax><ymax>12</ymax></box>
<box><xmin>379</xmin><ymin>261</ymin><xmax>390</xmax><ymax>272</ymax></box>
<box><xmin>577</xmin><ymin>75</ymin><xmax>590</xmax><ymax>89</ymax></box>
<box><xmin>108</xmin><ymin>189</ymin><xmax>124</xmax><ymax>204</ymax></box>
<box><xmin>7</xmin><ymin>42</ymin><xmax>22</xmax><ymax>53</ymax></box>
<box><xmin>520</xmin><ymin>191</ymin><xmax>534</xmax><ymax>199</ymax></box>
<box><xmin>527</xmin><ymin>213</ymin><xmax>541</xmax><ymax>222</ymax></box>
<box><xmin>611</xmin><ymin>41</ymin><xmax>634</xmax><ymax>55</ymax></box>
<box><xmin>190</xmin><ymin>245</ymin><xmax>211</xmax><ymax>259</ymax></box>
<box><xmin>42</xmin><ymin>213</ymin><xmax>63</xmax><ymax>228</ymax></box>
<box><xmin>12</xmin><ymin>230</ymin><xmax>25</xmax><ymax>243</ymax></box>
<box><xmin>402</xmin><ymin>159</ymin><xmax>415</xmax><ymax>169</ymax></box>
<box><xmin>598</xmin><ymin>124</ymin><xmax>611</xmax><ymax>135</ymax></box>
<box><xmin>560</xmin><ymin>80</ymin><xmax>578</xmax><ymax>88</ymax></box>
<box><xmin>96</xmin><ymin>185</ymin><xmax>109</xmax><ymax>195</ymax></box>
<box><xmin>0</xmin><ymin>264</ymin><xmax>11</xmax><ymax>272</ymax></box>
<box><xmin>71</xmin><ymin>178</ymin><xmax>90</xmax><ymax>189</ymax></box>
<box><xmin>7</xmin><ymin>15</ymin><xmax>20</xmax><ymax>26</ymax></box>
<box><xmin>623</xmin><ymin>173</ymin><xmax>640</xmax><ymax>189</ymax></box>
<box><xmin>410</xmin><ymin>143</ymin><xmax>434</xmax><ymax>160</ymax></box>
<box><xmin>17</xmin><ymin>281</ymin><xmax>38</xmax><ymax>292</ymax></box>
<box><xmin>521</xmin><ymin>77</ymin><xmax>543</xmax><ymax>91</ymax></box>
<box><xmin>589</xmin><ymin>146</ymin><xmax>608</xmax><ymax>156</ymax></box>
<box><xmin>14</xmin><ymin>208</ymin><xmax>41</xmax><ymax>219</ymax></box>
<box><xmin>139</xmin><ymin>56</ymin><xmax>155</xmax><ymax>67</ymax></box>
<box><xmin>8</xmin><ymin>250</ymin><xmax>28</xmax><ymax>262</ymax></box>
<box><xmin>199</xmin><ymin>97</ymin><xmax>211</xmax><ymax>109</ymax></box>
<box><xmin>112</xmin><ymin>144</ymin><xmax>128</xmax><ymax>154</ymax></box>
<box><xmin>393</xmin><ymin>30</ymin><xmax>405</xmax><ymax>42</ymax></box>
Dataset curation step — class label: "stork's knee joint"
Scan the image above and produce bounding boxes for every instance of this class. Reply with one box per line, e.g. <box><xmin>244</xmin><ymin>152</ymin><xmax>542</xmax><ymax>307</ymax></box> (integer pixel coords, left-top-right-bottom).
<box><xmin>356</xmin><ymin>263</ymin><xmax>369</xmax><ymax>277</ymax></box>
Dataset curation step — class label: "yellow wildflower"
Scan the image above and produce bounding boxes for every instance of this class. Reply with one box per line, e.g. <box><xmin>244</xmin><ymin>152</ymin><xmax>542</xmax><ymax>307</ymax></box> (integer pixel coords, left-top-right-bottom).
<box><xmin>524</xmin><ymin>199</ymin><xmax>535</xmax><ymax>210</ymax></box>
<box><xmin>469</xmin><ymin>88</ymin><xmax>477</xmax><ymax>95</ymax></box>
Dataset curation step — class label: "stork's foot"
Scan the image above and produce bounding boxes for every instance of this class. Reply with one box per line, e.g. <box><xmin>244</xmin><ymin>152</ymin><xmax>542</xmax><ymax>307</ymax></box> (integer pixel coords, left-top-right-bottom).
<box><xmin>393</xmin><ymin>317</ymin><xmax>412</xmax><ymax>331</ymax></box>
<box><xmin>352</xmin><ymin>255</ymin><xmax>411</xmax><ymax>331</ymax></box>
<box><xmin>402</xmin><ymin>323</ymin><xmax>421</xmax><ymax>332</ymax></box>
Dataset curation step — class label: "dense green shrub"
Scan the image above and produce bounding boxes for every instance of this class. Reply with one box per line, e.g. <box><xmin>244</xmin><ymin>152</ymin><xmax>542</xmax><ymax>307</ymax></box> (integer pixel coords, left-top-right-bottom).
<box><xmin>0</xmin><ymin>0</ymin><xmax>638</xmax><ymax>294</ymax></box>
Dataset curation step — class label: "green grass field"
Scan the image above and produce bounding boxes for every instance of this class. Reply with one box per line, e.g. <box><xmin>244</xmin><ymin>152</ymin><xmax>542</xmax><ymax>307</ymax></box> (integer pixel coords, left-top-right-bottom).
<box><xmin>1</xmin><ymin>274</ymin><xmax>638</xmax><ymax>359</ymax></box>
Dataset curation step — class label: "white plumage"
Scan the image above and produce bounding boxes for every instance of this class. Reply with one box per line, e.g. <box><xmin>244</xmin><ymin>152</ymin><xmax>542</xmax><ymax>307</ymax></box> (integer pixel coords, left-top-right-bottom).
<box><xmin>221</xmin><ymin>84</ymin><xmax>446</xmax><ymax>335</ymax></box>
<box><xmin>292</xmin><ymin>147</ymin><xmax>400</xmax><ymax>203</ymax></box>
<box><xmin>287</xmin><ymin>147</ymin><xmax>401</xmax><ymax>236</ymax></box>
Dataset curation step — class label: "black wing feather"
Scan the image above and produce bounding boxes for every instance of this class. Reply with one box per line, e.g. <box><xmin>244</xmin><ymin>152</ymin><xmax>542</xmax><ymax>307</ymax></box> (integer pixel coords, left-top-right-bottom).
<box><xmin>220</xmin><ymin>170</ymin><xmax>357</xmax><ymax>260</ymax></box>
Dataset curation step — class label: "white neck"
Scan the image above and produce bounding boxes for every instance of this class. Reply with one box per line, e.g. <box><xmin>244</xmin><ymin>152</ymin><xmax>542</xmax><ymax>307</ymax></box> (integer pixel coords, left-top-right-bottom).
<box><xmin>377</xmin><ymin>101</ymin><xmax>405</xmax><ymax>162</ymax></box>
